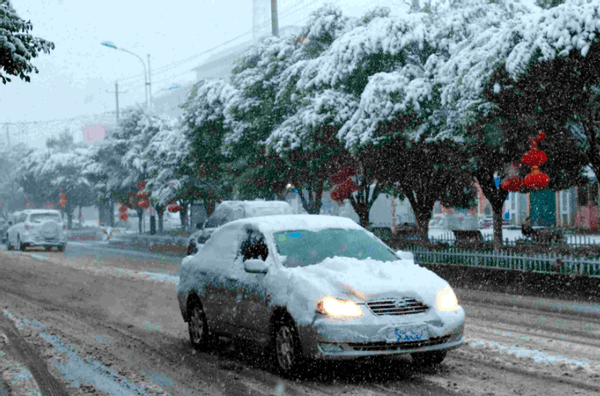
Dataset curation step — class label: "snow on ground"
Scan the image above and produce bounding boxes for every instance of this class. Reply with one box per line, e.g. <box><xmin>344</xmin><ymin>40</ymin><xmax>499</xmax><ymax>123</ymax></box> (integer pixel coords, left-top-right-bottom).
<box><xmin>428</xmin><ymin>228</ymin><xmax>600</xmax><ymax>245</ymax></box>
<box><xmin>468</xmin><ymin>336</ymin><xmax>598</xmax><ymax>369</ymax></box>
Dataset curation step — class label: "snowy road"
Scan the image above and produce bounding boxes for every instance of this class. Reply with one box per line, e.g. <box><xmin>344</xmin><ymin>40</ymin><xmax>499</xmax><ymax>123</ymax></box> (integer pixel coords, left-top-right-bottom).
<box><xmin>1</xmin><ymin>246</ymin><xmax>599</xmax><ymax>396</ymax></box>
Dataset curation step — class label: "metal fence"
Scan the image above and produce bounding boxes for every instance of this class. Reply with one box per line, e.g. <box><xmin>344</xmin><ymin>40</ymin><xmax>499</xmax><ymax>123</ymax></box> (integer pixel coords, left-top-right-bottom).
<box><xmin>428</xmin><ymin>232</ymin><xmax>600</xmax><ymax>248</ymax></box>
<box><xmin>405</xmin><ymin>246</ymin><xmax>600</xmax><ymax>277</ymax></box>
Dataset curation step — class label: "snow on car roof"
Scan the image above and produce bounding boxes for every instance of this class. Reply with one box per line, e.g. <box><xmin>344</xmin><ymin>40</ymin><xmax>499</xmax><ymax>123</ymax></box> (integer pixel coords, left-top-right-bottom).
<box><xmin>212</xmin><ymin>200</ymin><xmax>293</xmax><ymax>219</ymax></box>
<box><xmin>22</xmin><ymin>209</ymin><xmax>61</xmax><ymax>214</ymax></box>
<box><xmin>228</xmin><ymin>214</ymin><xmax>362</xmax><ymax>234</ymax></box>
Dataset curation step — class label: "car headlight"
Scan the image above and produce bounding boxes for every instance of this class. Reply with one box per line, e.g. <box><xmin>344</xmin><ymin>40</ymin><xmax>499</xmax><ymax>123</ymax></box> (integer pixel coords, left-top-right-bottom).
<box><xmin>316</xmin><ymin>296</ymin><xmax>363</xmax><ymax>318</ymax></box>
<box><xmin>436</xmin><ymin>286</ymin><xmax>460</xmax><ymax>312</ymax></box>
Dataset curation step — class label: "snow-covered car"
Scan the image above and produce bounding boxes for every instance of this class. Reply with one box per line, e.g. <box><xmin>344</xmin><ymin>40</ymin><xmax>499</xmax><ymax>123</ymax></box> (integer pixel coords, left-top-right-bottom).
<box><xmin>177</xmin><ymin>214</ymin><xmax>465</xmax><ymax>376</ymax></box>
<box><xmin>6</xmin><ymin>209</ymin><xmax>67</xmax><ymax>252</ymax></box>
<box><xmin>186</xmin><ymin>200</ymin><xmax>293</xmax><ymax>255</ymax></box>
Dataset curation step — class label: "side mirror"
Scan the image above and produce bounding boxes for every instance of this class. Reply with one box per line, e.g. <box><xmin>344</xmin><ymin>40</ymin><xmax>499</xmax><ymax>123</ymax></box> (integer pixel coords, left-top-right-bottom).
<box><xmin>244</xmin><ymin>258</ymin><xmax>270</xmax><ymax>274</ymax></box>
<box><xmin>396</xmin><ymin>250</ymin><xmax>414</xmax><ymax>261</ymax></box>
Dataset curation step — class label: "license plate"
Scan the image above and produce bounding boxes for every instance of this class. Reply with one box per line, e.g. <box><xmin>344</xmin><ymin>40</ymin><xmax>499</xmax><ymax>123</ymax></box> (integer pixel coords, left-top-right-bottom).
<box><xmin>383</xmin><ymin>325</ymin><xmax>429</xmax><ymax>343</ymax></box>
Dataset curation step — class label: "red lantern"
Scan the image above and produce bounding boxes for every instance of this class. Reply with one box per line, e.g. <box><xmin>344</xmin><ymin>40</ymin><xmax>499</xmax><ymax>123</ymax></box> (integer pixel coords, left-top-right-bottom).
<box><xmin>535</xmin><ymin>130</ymin><xmax>546</xmax><ymax>142</ymax></box>
<box><xmin>521</xmin><ymin>148</ymin><xmax>547</xmax><ymax>167</ymax></box>
<box><xmin>136</xmin><ymin>191</ymin><xmax>148</xmax><ymax>199</ymax></box>
<box><xmin>523</xmin><ymin>166</ymin><xmax>549</xmax><ymax>190</ymax></box>
<box><xmin>338</xmin><ymin>179</ymin><xmax>358</xmax><ymax>195</ymax></box>
<box><xmin>136</xmin><ymin>181</ymin><xmax>146</xmax><ymax>190</ymax></box>
<box><xmin>138</xmin><ymin>200</ymin><xmax>149</xmax><ymax>209</ymax></box>
<box><xmin>119</xmin><ymin>213</ymin><xmax>129</xmax><ymax>221</ymax></box>
<box><xmin>119</xmin><ymin>205</ymin><xmax>128</xmax><ymax>213</ymax></box>
<box><xmin>167</xmin><ymin>204</ymin><xmax>178</xmax><ymax>213</ymax></box>
<box><xmin>59</xmin><ymin>193</ymin><xmax>66</xmax><ymax>200</ymax></box>
<box><xmin>331</xmin><ymin>190</ymin><xmax>341</xmax><ymax>202</ymax></box>
<box><xmin>500</xmin><ymin>176</ymin><xmax>524</xmax><ymax>192</ymax></box>
<box><xmin>331</xmin><ymin>168</ymin><xmax>357</xmax><ymax>185</ymax></box>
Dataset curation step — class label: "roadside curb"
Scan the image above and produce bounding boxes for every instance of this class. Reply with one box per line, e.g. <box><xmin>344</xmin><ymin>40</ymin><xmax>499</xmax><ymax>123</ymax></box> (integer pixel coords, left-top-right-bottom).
<box><xmin>107</xmin><ymin>240</ymin><xmax>188</xmax><ymax>256</ymax></box>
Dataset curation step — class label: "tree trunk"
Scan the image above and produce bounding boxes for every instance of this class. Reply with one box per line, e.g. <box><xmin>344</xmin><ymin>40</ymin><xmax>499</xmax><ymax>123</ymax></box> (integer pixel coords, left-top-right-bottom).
<box><xmin>476</xmin><ymin>174</ymin><xmax>508</xmax><ymax>250</ymax></box>
<box><xmin>109</xmin><ymin>199</ymin><xmax>115</xmax><ymax>228</ymax></box>
<box><xmin>298</xmin><ymin>179</ymin><xmax>324</xmax><ymax>214</ymax></box>
<box><xmin>349</xmin><ymin>181</ymin><xmax>382</xmax><ymax>229</ymax></box>
<box><xmin>492</xmin><ymin>206</ymin><xmax>504</xmax><ymax>250</ymax></box>
<box><xmin>403</xmin><ymin>189</ymin><xmax>436</xmax><ymax>243</ymax></box>
<box><xmin>137</xmin><ymin>209</ymin><xmax>143</xmax><ymax>233</ymax></box>
<box><xmin>66</xmin><ymin>210</ymin><xmax>73</xmax><ymax>230</ymax></box>
<box><xmin>78</xmin><ymin>205</ymin><xmax>82</xmax><ymax>227</ymax></box>
<box><xmin>98</xmin><ymin>203</ymin><xmax>104</xmax><ymax>227</ymax></box>
<box><xmin>180</xmin><ymin>204</ymin><xmax>189</xmax><ymax>229</ymax></box>
<box><xmin>157</xmin><ymin>205</ymin><xmax>165</xmax><ymax>234</ymax></box>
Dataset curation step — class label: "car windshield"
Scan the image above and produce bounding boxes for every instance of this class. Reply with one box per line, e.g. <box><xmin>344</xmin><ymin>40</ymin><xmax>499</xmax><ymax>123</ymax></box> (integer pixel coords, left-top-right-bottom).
<box><xmin>273</xmin><ymin>228</ymin><xmax>397</xmax><ymax>268</ymax></box>
<box><xmin>29</xmin><ymin>213</ymin><xmax>61</xmax><ymax>223</ymax></box>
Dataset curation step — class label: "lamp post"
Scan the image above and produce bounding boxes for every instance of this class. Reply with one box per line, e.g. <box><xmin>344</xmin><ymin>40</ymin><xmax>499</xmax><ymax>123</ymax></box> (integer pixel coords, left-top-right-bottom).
<box><xmin>101</xmin><ymin>41</ymin><xmax>150</xmax><ymax>108</ymax></box>
<box><xmin>151</xmin><ymin>84</ymin><xmax>181</xmax><ymax>99</ymax></box>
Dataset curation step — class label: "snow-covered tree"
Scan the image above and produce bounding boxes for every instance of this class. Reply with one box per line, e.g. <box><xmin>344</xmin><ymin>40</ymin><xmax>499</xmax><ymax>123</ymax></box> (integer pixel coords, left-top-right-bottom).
<box><xmin>0</xmin><ymin>143</ymin><xmax>28</xmax><ymax>220</ymax></box>
<box><xmin>0</xmin><ymin>0</ymin><xmax>55</xmax><ymax>84</ymax></box>
<box><xmin>261</xmin><ymin>5</ymin><xmax>357</xmax><ymax>214</ymax></box>
<box><xmin>440</xmin><ymin>1</ymin><xmax>594</xmax><ymax>246</ymax></box>
<box><xmin>225</xmin><ymin>20</ymin><xmax>312</xmax><ymax>201</ymax></box>
<box><xmin>177</xmin><ymin>79</ymin><xmax>237</xmax><ymax>217</ymax></box>
<box><xmin>17</xmin><ymin>148</ymin><xmax>94</xmax><ymax>229</ymax></box>
<box><xmin>266</xmin><ymin>89</ymin><xmax>358</xmax><ymax>214</ymax></box>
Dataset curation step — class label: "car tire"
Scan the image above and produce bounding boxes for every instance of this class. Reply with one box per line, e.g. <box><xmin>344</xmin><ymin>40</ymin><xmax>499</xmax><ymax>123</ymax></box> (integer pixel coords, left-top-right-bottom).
<box><xmin>58</xmin><ymin>245</ymin><xmax>65</xmax><ymax>252</ymax></box>
<box><xmin>18</xmin><ymin>235</ymin><xmax>26</xmax><ymax>252</ymax></box>
<box><xmin>187</xmin><ymin>298</ymin><xmax>212</xmax><ymax>351</ymax></box>
<box><xmin>45</xmin><ymin>246</ymin><xmax>52</xmax><ymax>251</ymax></box>
<box><xmin>411</xmin><ymin>350</ymin><xmax>447</xmax><ymax>366</ymax></box>
<box><xmin>272</xmin><ymin>315</ymin><xmax>304</xmax><ymax>377</ymax></box>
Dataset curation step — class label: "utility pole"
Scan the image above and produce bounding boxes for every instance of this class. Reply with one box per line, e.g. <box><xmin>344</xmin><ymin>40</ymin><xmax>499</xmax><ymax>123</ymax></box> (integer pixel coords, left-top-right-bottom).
<box><xmin>147</xmin><ymin>54</ymin><xmax>152</xmax><ymax>108</ymax></box>
<box><xmin>271</xmin><ymin>0</ymin><xmax>279</xmax><ymax>37</ymax></box>
<box><xmin>106</xmin><ymin>82</ymin><xmax>127</xmax><ymax>123</ymax></box>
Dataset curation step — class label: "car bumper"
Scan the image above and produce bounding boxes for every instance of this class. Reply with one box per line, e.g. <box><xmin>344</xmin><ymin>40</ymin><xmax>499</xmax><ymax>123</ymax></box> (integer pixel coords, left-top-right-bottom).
<box><xmin>296</xmin><ymin>308</ymin><xmax>465</xmax><ymax>360</ymax></box>
<box><xmin>22</xmin><ymin>236</ymin><xmax>66</xmax><ymax>247</ymax></box>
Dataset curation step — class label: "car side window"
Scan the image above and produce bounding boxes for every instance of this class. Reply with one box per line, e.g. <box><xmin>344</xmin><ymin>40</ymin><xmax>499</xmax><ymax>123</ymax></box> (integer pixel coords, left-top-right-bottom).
<box><xmin>239</xmin><ymin>231</ymin><xmax>269</xmax><ymax>262</ymax></box>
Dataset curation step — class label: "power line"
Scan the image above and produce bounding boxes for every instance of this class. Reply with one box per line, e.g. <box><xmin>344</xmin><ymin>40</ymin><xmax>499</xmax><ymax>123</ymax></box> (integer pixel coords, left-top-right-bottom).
<box><xmin>117</xmin><ymin>0</ymin><xmax>326</xmax><ymax>88</ymax></box>
<box><xmin>0</xmin><ymin>112</ymin><xmax>116</xmax><ymax>126</ymax></box>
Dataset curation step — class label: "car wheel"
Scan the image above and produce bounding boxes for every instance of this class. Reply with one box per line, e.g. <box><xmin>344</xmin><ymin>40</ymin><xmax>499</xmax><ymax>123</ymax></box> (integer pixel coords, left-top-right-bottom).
<box><xmin>272</xmin><ymin>316</ymin><xmax>303</xmax><ymax>377</ymax></box>
<box><xmin>18</xmin><ymin>235</ymin><xmax>26</xmax><ymax>252</ymax></box>
<box><xmin>187</xmin><ymin>298</ymin><xmax>212</xmax><ymax>351</ymax></box>
<box><xmin>187</xmin><ymin>243</ymin><xmax>195</xmax><ymax>256</ymax></box>
<box><xmin>411</xmin><ymin>350</ymin><xmax>447</xmax><ymax>366</ymax></box>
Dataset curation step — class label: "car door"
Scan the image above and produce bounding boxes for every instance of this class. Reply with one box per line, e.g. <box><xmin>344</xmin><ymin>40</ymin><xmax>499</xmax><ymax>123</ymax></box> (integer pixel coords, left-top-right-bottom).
<box><xmin>197</xmin><ymin>223</ymin><xmax>246</xmax><ymax>336</ymax></box>
<box><xmin>234</xmin><ymin>229</ymin><xmax>273</xmax><ymax>341</ymax></box>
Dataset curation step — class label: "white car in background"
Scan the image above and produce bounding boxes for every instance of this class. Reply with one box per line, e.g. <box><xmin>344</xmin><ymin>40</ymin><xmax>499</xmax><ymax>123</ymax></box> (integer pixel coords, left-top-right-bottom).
<box><xmin>187</xmin><ymin>200</ymin><xmax>294</xmax><ymax>255</ymax></box>
<box><xmin>6</xmin><ymin>209</ymin><xmax>67</xmax><ymax>252</ymax></box>
<box><xmin>177</xmin><ymin>214</ymin><xmax>464</xmax><ymax>376</ymax></box>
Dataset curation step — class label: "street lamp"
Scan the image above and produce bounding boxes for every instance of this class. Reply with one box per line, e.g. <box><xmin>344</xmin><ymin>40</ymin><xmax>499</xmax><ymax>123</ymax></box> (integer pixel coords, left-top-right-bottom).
<box><xmin>151</xmin><ymin>84</ymin><xmax>181</xmax><ymax>99</ymax></box>
<box><xmin>101</xmin><ymin>41</ymin><xmax>150</xmax><ymax>108</ymax></box>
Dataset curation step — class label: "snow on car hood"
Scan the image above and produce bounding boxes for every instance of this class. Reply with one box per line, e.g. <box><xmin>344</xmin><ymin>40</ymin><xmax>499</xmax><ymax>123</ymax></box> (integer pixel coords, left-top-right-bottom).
<box><xmin>266</xmin><ymin>256</ymin><xmax>450</xmax><ymax>325</ymax></box>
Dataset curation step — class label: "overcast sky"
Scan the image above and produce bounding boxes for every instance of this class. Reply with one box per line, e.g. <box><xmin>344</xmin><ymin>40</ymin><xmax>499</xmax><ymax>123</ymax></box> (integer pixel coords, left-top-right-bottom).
<box><xmin>1</xmin><ymin>0</ymin><xmax>535</xmax><ymax>149</ymax></box>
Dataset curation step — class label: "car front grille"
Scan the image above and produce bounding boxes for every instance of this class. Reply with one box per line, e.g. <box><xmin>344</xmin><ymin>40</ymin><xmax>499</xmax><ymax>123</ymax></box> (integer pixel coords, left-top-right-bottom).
<box><xmin>348</xmin><ymin>335</ymin><xmax>451</xmax><ymax>352</ymax></box>
<box><xmin>366</xmin><ymin>298</ymin><xmax>428</xmax><ymax>316</ymax></box>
